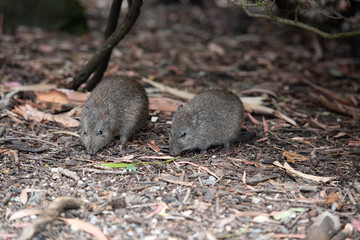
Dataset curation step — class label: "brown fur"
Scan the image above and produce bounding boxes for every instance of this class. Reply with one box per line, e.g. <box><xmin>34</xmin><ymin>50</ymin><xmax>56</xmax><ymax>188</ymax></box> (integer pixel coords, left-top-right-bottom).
<box><xmin>169</xmin><ymin>89</ymin><xmax>244</xmax><ymax>155</ymax></box>
<box><xmin>80</xmin><ymin>76</ymin><xmax>149</xmax><ymax>155</ymax></box>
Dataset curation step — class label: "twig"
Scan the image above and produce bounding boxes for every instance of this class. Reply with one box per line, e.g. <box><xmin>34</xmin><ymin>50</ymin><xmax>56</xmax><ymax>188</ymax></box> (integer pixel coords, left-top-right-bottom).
<box><xmin>229</xmin><ymin>0</ymin><xmax>360</xmax><ymax>39</ymax></box>
<box><xmin>0</xmin><ymin>137</ymin><xmax>58</xmax><ymax>147</ymax></box>
<box><xmin>18</xmin><ymin>197</ymin><xmax>83</xmax><ymax>240</ymax></box>
<box><xmin>79</xmin><ymin>168</ymin><xmax>128</xmax><ymax>174</ymax></box>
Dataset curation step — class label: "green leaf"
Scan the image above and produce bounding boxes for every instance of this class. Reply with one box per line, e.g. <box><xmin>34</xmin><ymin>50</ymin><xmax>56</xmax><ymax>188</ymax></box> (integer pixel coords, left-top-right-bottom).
<box><xmin>273</xmin><ymin>208</ymin><xmax>307</xmax><ymax>220</ymax></box>
<box><xmin>126</xmin><ymin>165</ymin><xmax>136</xmax><ymax>172</ymax></box>
<box><xmin>101</xmin><ymin>162</ymin><xmax>136</xmax><ymax>168</ymax></box>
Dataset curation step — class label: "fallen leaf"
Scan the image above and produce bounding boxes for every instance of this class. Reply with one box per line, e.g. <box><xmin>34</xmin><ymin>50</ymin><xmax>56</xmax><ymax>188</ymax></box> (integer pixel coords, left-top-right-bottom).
<box><xmin>348</xmin><ymin>139</ymin><xmax>360</xmax><ymax>146</ymax></box>
<box><xmin>273</xmin><ymin>161</ymin><xmax>336</xmax><ymax>183</ymax></box>
<box><xmin>247</xmin><ymin>113</ymin><xmax>261</xmax><ymax>125</ymax></box>
<box><xmin>353</xmin><ymin>219</ymin><xmax>360</xmax><ymax>232</ymax></box>
<box><xmin>239</xmin><ymin>88</ymin><xmax>277</xmax><ymax>98</ymax></box>
<box><xmin>332</xmin><ymin>132</ymin><xmax>347</xmax><ymax>138</ymax></box>
<box><xmin>11</xmin><ymin>222</ymin><xmax>31</xmax><ymax>228</ymax></box>
<box><xmin>302</xmin><ymin>78</ymin><xmax>352</xmax><ymax>106</ymax></box>
<box><xmin>5</xmin><ymin>83</ymin><xmax>57</xmax><ymax>92</ymax></box>
<box><xmin>147</xmin><ymin>139</ymin><xmax>161</xmax><ymax>154</ymax></box>
<box><xmin>253</xmin><ymin>215</ymin><xmax>272</xmax><ymax>223</ymax></box>
<box><xmin>13</xmin><ymin>104</ymin><xmax>79</xmax><ymax>127</ymax></box>
<box><xmin>36</xmin><ymin>90</ymin><xmax>68</xmax><ymax>104</ymax></box>
<box><xmin>290</xmin><ymin>137</ymin><xmax>314</xmax><ymax>146</ymax></box>
<box><xmin>149</xmin><ymin>97</ymin><xmax>185</xmax><ymax>112</ymax></box>
<box><xmin>177</xmin><ymin>161</ymin><xmax>219</xmax><ymax>179</ymax></box>
<box><xmin>38</xmin><ymin>44</ymin><xmax>54</xmax><ymax>53</ymax></box>
<box><xmin>146</xmin><ymin>201</ymin><xmax>168</xmax><ymax>218</ymax></box>
<box><xmin>19</xmin><ymin>188</ymin><xmax>44</xmax><ymax>205</ymax></box>
<box><xmin>310</xmin><ymin>117</ymin><xmax>328</xmax><ymax>130</ymax></box>
<box><xmin>319</xmin><ymin>190</ymin><xmax>327</xmax><ymax>198</ymax></box>
<box><xmin>36</xmin><ymin>89</ymin><xmax>89</xmax><ymax>105</ymax></box>
<box><xmin>271</xmin><ymin>233</ymin><xmax>306</xmax><ymax>239</ymax></box>
<box><xmin>138</xmin><ymin>155</ymin><xmax>174</xmax><ymax>160</ymax></box>
<box><xmin>60</xmin><ymin>218</ymin><xmax>109</xmax><ymax>240</ymax></box>
<box><xmin>158</xmin><ymin>173</ymin><xmax>194</xmax><ymax>186</ymax></box>
<box><xmin>326</xmin><ymin>192</ymin><xmax>341</xmax><ymax>206</ymax></box>
<box><xmin>208</xmin><ymin>42</ymin><xmax>225</xmax><ymax>56</ymax></box>
<box><xmin>0</xmin><ymin>233</ymin><xmax>18</xmax><ymax>238</ymax></box>
<box><xmin>242</xmin><ymin>170</ymin><xmax>255</xmax><ymax>190</ymax></box>
<box><xmin>9</xmin><ymin>208</ymin><xmax>44</xmax><ymax>221</ymax></box>
<box><xmin>282</xmin><ymin>150</ymin><xmax>309</xmax><ymax>163</ymax></box>
<box><xmin>142</xmin><ymin>77</ymin><xmax>195</xmax><ymax>100</ymax></box>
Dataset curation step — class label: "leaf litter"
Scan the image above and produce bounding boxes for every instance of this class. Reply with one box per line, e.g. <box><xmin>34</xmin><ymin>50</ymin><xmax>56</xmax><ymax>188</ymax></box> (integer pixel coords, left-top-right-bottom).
<box><xmin>0</xmin><ymin>1</ymin><xmax>359</xmax><ymax>239</ymax></box>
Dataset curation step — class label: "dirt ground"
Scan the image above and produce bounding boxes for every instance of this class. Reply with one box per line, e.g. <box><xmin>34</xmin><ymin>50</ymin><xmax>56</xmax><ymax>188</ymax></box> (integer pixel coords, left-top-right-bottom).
<box><xmin>1</xmin><ymin>1</ymin><xmax>360</xmax><ymax>240</ymax></box>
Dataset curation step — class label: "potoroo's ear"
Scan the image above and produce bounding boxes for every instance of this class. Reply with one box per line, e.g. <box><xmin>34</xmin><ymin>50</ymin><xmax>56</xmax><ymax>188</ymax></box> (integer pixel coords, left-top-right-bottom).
<box><xmin>191</xmin><ymin>111</ymin><xmax>200</xmax><ymax>125</ymax></box>
<box><xmin>177</xmin><ymin>104</ymin><xmax>183</xmax><ymax>111</ymax></box>
<box><xmin>172</xmin><ymin>104</ymin><xmax>183</xmax><ymax>121</ymax></box>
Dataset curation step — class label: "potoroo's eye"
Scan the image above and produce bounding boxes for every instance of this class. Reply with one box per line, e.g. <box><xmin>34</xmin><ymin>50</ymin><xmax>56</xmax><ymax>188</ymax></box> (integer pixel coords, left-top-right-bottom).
<box><xmin>97</xmin><ymin>130</ymin><xmax>103</xmax><ymax>136</ymax></box>
<box><xmin>180</xmin><ymin>132</ymin><xmax>186</xmax><ymax>138</ymax></box>
<box><xmin>83</xmin><ymin>131</ymin><xmax>87</xmax><ymax>136</ymax></box>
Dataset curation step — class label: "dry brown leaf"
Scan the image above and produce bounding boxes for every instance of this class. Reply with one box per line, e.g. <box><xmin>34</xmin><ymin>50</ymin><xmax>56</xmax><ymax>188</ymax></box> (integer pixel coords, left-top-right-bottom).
<box><xmin>310</xmin><ymin>117</ymin><xmax>328</xmax><ymax>130</ymax></box>
<box><xmin>5</xmin><ymin>83</ymin><xmax>57</xmax><ymax>93</ymax></box>
<box><xmin>273</xmin><ymin>161</ymin><xmax>336</xmax><ymax>183</ymax></box>
<box><xmin>302</xmin><ymin>78</ymin><xmax>353</xmax><ymax>106</ymax></box>
<box><xmin>149</xmin><ymin>97</ymin><xmax>185</xmax><ymax>112</ymax></box>
<box><xmin>0</xmin><ymin>233</ymin><xmax>18</xmax><ymax>238</ymax></box>
<box><xmin>239</xmin><ymin>88</ymin><xmax>278</xmax><ymax>98</ymax></box>
<box><xmin>290</xmin><ymin>137</ymin><xmax>315</xmax><ymax>146</ymax></box>
<box><xmin>348</xmin><ymin>139</ymin><xmax>360</xmax><ymax>146</ymax></box>
<box><xmin>147</xmin><ymin>139</ymin><xmax>161</xmax><ymax>154</ymax></box>
<box><xmin>282</xmin><ymin>150</ymin><xmax>309</xmax><ymax>163</ymax></box>
<box><xmin>242</xmin><ymin>171</ymin><xmax>255</xmax><ymax>190</ymax></box>
<box><xmin>57</xmin><ymin>89</ymin><xmax>89</xmax><ymax>105</ymax></box>
<box><xmin>9</xmin><ymin>208</ymin><xmax>44</xmax><ymax>221</ymax></box>
<box><xmin>138</xmin><ymin>155</ymin><xmax>174</xmax><ymax>160</ymax></box>
<box><xmin>13</xmin><ymin>104</ymin><xmax>79</xmax><ymax>127</ymax></box>
<box><xmin>243</xmin><ymin>101</ymin><xmax>297</xmax><ymax>126</ymax></box>
<box><xmin>36</xmin><ymin>90</ymin><xmax>68</xmax><ymax>104</ymax></box>
<box><xmin>177</xmin><ymin>161</ymin><xmax>219</xmax><ymax>179</ymax></box>
<box><xmin>326</xmin><ymin>192</ymin><xmax>341</xmax><ymax>206</ymax></box>
<box><xmin>36</xmin><ymin>89</ymin><xmax>89</xmax><ymax>105</ymax></box>
<box><xmin>60</xmin><ymin>218</ymin><xmax>109</xmax><ymax>240</ymax></box>
<box><xmin>227</xmin><ymin>157</ymin><xmax>263</xmax><ymax>167</ymax></box>
<box><xmin>142</xmin><ymin>77</ymin><xmax>195</xmax><ymax>100</ymax></box>
<box><xmin>158</xmin><ymin>173</ymin><xmax>194</xmax><ymax>187</ymax></box>
<box><xmin>146</xmin><ymin>201</ymin><xmax>168</xmax><ymax>218</ymax></box>
<box><xmin>247</xmin><ymin>113</ymin><xmax>261</xmax><ymax>125</ymax></box>
<box><xmin>319</xmin><ymin>189</ymin><xmax>327</xmax><ymax>198</ymax></box>
<box><xmin>332</xmin><ymin>132</ymin><xmax>347</xmax><ymax>138</ymax></box>
<box><xmin>208</xmin><ymin>42</ymin><xmax>225</xmax><ymax>56</ymax></box>
<box><xmin>20</xmin><ymin>189</ymin><xmax>44</xmax><ymax>205</ymax></box>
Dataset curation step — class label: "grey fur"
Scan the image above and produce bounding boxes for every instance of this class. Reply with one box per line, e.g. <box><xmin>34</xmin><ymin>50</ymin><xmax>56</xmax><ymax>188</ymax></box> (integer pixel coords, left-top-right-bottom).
<box><xmin>169</xmin><ymin>89</ymin><xmax>244</xmax><ymax>155</ymax></box>
<box><xmin>80</xmin><ymin>76</ymin><xmax>148</xmax><ymax>155</ymax></box>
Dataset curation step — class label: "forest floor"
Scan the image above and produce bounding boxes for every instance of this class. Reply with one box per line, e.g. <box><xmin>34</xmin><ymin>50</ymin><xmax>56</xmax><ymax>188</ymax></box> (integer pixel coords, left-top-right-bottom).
<box><xmin>1</xmin><ymin>1</ymin><xmax>360</xmax><ymax>240</ymax></box>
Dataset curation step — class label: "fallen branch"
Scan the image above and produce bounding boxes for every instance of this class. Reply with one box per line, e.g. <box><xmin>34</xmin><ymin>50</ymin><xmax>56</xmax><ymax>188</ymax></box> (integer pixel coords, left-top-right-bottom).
<box><xmin>18</xmin><ymin>197</ymin><xmax>83</xmax><ymax>240</ymax></box>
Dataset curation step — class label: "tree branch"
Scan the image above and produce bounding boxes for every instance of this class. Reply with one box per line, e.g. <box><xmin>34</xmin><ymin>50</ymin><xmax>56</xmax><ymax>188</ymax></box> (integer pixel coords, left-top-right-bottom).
<box><xmin>69</xmin><ymin>0</ymin><xmax>143</xmax><ymax>90</ymax></box>
<box><xmin>85</xmin><ymin>0</ymin><xmax>124</xmax><ymax>91</ymax></box>
<box><xmin>229</xmin><ymin>0</ymin><xmax>360</xmax><ymax>39</ymax></box>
